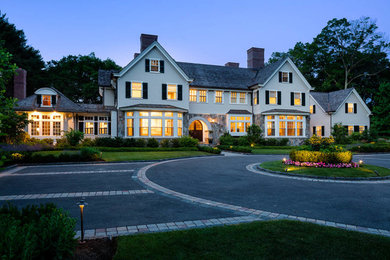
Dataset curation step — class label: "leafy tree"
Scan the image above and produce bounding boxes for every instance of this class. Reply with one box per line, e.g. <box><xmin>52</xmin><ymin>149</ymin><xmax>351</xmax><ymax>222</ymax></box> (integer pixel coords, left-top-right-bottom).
<box><xmin>331</xmin><ymin>123</ymin><xmax>350</xmax><ymax>144</ymax></box>
<box><xmin>0</xmin><ymin>12</ymin><xmax>46</xmax><ymax>96</ymax></box>
<box><xmin>371</xmin><ymin>82</ymin><xmax>390</xmax><ymax>135</ymax></box>
<box><xmin>46</xmin><ymin>53</ymin><xmax>121</xmax><ymax>103</ymax></box>
<box><xmin>0</xmin><ymin>46</ymin><xmax>29</xmax><ymax>143</ymax></box>
<box><xmin>246</xmin><ymin>124</ymin><xmax>262</xmax><ymax>144</ymax></box>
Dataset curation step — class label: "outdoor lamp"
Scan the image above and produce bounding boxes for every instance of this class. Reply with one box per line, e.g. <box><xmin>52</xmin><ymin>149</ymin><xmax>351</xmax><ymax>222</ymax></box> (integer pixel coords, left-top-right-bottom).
<box><xmin>77</xmin><ymin>198</ymin><xmax>88</xmax><ymax>243</ymax></box>
<box><xmin>359</xmin><ymin>160</ymin><xmax>363</xmax><ymax>165</ymax></box>
<box><xmin>282</xmin><ymin>158</ymin><xmax>287</xmax><ymax>162</ymax></box>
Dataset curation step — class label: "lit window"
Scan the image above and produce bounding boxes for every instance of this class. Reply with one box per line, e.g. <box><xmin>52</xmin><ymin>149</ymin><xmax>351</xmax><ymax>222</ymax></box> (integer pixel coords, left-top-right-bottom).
<box><xmin>126</xmin><ymin>112</ymin><xmax>134</xmax><ymax>117</ymax></box>
<box><xmin>230</xmin><ymin>92</ymin><xmax>237</xmax><ymax>103</ymax></box>
<box><xmin>297</xmin><ymin>116</ymin><xmax>303</xmax><ymax>120</ymax></box>
<box><xmin>359</xmin><ymin>126</ymin><xmax>365</xmax><ymax>133</ymax></box>
<box><xmin>348</xmin><ymin>125</ymin><xmax>354</xmax><ymax>135</ymax></box>
<box><xmin>230</xmin><ymin>122</ymin><xmax>236</xmax><ymax>132</ymax></box>
<box><xmin>281</xmin><ymin>72</ymin><xmax>289</xmax><ymax>82</ymax></box>
<box><xmin>190</xmin><ymin>89</ymin><xmax>197</xmax><ymax>102</ymax></box>
<box><xmin>151</xmin><ymin>112</ymin><xmax>163</xmax><ymax>117</ymax></box>
<box><xmin>31</xmin><ymin>121</ymin><xmax>39</xmax><ymax>136</ymax></box>
<box><xmin>267</xmin><ymin>121</ymin><xmax>275</xmax><ymax>136</ymax></box>
<box><xmin>127</xmin><ymin>119</ymin><xmax>133</xmax><ymax>136</ymax></box>
<box><xmin>85</xmin><ymin>122</ymin><xmax>94</xmax><ymax>135</ymax></box>
<box><xmin>287</xmin><ymin>116</ymin><xmax>295</xmax><ymax>120</ymax></box>
<box><xmin>165</xmin><ymin>119</ymin><xmax>173</xmax><ymax>136</ymax></box>
<box><xmin>167</xmin><ymin>84</ymin><xmax>177</xmax><ymax>100</ymax></box>
<box><xmin>279</xmin><ymin>121</ymin><xmax>286</xmax><ymax>136</ymax></box>
<box><xmin>239</xmin><ymin>93</ymin><xmax>246</xmax><ymax>104</ymax></box>
<box><xmin>151</xmin><ymin>119</ymin><xmax>162</xmax><ymax>136</ymax></box>
<box><xmin>316</xmin><ymin>127</ymin><xmax>322</xmax><ymax>137</ymax></box>
<box><xmin>140</xmin><ymin>119</ymin><xmax>149</xmax><ymax>136</ymax></box>
<box><xmin>294</xmin><ymin>93</ymin><xmax>301</xmax><ymax>106</ymax></box>
<box><xmin>178</xmin><ymin>113</ymin><xmax>182</xmax><ymax>118</ymax></box>
<box><xmin>178</xmin><ymin>119</ymin><xmax>182</xmax><ymax>136</ymax></box>
<box><xmin>297</xmin><ymin>122</ymin><xmax>303</xmax><ymax>136</ymax></box>
<box><xmin>99</xmin><ymin>122</ymin><xmax>108</xmax><ymax>135</ymax></box>
<box><xmin>199</xmin><ymin>90</ymin><xmax>207</xmax><ymax>103</ymax></box>
<box><xmin>53</xmin><ymin>122</ymin><xmax>61</xmax><ymax>136</ymax></box>
<box><xmin>267</xmin><ymin>116</ymin><xmax>275</xmax><ymax>120</ymax></box>
<box><xmin>310</xmin><ymin>105</ymin><xmax>314</xmax><ymax>114</ymax></box>
<box><xmin>269</xmin><ymin>91</ymin><xmax>277</xmax><ymax>104</ymax></box>
<box><xmin>139</xmin><ymin>111</ymin><xmax>149</xmax><ymax>117</ymax></box>
<box><xmin>215</xmin><ymin>91</ymin><xmax>223</xmax><ymax>103</ymax></box>
<box><xmin>42</xmin><ymin>115</ymin><xmax>50</xmax><ymax>136</ymax></box>
<box><xmin>150</xmin><ymin>59</ymin><xmax>159</xmax><ymax>72</ymax></box>
<box><xmin>287</xmin><ymin>121</ymin><xmax>295</xmax><ymax>136</ymax></box>
<box><xmin>165</xmin><ymin>112</ymin><xmax>173</xmax><ymax>117</ymax></box>
<box><xmin>132</xmin><ymin>82</ymin><xmax>142</xmax><ymax>98</ymax></box>
<box><xmin>347</xmin><ymin>103</ymin><xmax>354</xmax><ymax>113</ymax></box>
<box><xmin>254</xmin><ymin>91</ymin><xmax>258</xmax><ymax>105</ymax></box>
<box><xmin>279</xmin><ymin>115</ymin><xmax>285</xmax><ymax>120</ymax></box>
<box><xmin>229</xmin><ymin>116</ymin><xmax>251</xmax><ymax>134</ymax></box>
<box><xmin>42</xmin><ymin>95</ymin><xmax>51</xmax><ymax>106</ymax></box>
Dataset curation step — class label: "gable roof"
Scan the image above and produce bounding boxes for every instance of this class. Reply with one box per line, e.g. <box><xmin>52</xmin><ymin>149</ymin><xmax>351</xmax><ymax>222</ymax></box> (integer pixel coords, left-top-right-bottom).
<box><xmin>310</xmin><ymin>88</ymin><xmax>354</xmax><ymax>113</ymax></box>
<box><xmin>114</xmin><ymin>41</ymin><xmax>192</xmax><ymax>82</ymax></box>
<box><xmin>250</xmin><ymin>58</ymin><xmax>287</xmax><ymax>85</ymax></box>
<box><xmin>177</xmin><ymin>62</ymin><xmax>257</xmax><ymax>90</ymax></box>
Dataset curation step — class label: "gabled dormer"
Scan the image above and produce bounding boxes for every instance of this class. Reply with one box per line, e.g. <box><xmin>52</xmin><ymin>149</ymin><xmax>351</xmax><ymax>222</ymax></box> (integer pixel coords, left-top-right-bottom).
<box><xmin>35</xmin><ymin>88</ymin><xmax>57</xmax><ymax>107</ymax></box>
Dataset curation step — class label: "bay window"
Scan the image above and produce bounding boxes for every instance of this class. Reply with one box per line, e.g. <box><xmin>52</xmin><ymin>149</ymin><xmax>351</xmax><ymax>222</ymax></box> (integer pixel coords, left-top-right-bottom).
<box><xmin>229</xmin><ymin>115</ymin><xmax>252</xmax><ymax>135</ymax></box>
<box><xmin>265</xmin><ymin>114</ymin><xmax>305</xmax><ymax>137</ymax></box>
<box><xmin>29</xmin><ymin>113</ymin><xmax>63</xmax><ymax>137</ymax></box>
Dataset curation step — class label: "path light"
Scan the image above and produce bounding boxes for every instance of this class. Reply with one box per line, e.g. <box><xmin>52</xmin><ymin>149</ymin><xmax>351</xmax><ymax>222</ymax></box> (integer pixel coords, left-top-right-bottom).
<box><xmin>77</xmin><ymin>198</ymin><xmax>88</xmax><ymax>243</ymax></box>
<box><xmin>251</xmin><ymin>143</ymin><xmax>255</xmax><ymax>148</ymax></box>
<box><xmin>359</xmin><ymin>160</ymin><xmax>363</xmax><ymax>165</ymax></box>
<box><xmin>282</xmin><ymin>158</ymin><xmax>287</xmax><ymax>163</ymax></box>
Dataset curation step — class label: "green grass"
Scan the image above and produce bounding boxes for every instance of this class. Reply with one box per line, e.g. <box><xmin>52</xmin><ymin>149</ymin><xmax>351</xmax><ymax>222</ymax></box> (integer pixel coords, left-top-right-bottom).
<box><xmin>251</xmin><ymin>149</ymin><xmax>292</xmax><ymax>154</ymax></box>
<box><xmin>260</xmin><ymin>160</ymin><xmax>390</xmax><ymax>178</ymax></box>
<box><xmin>114</xmin><ymin>220</ymin><xmax>390</xmax><ymax>259</ymax></box>
<box><xmin>34</xmin><ymin>150</ymin><xmax>212</xmax><ymax>162</ymax></box>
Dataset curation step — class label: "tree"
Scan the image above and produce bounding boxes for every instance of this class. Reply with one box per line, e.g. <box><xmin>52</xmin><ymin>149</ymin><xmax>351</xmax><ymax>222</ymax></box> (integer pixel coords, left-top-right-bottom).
<box><xmin>46</xmin><ymin>53</ymin><xmax>121</xmax><ymax>103</ymax></box>
<box><xmin>269</xmin><ymin>17</ymin><xmax>390</xmax><ymax>103</ymax></box>
<box><xmin>0</xmin><ymin>12</ymin><xmax>46</xmax><ymax>96</ymax></box>
<box><xmin>0</xmin><ymin>46</ymin><xmax>29</xmax><ymax>143</ymax></box>
<box><xmin>371</xmin><ymin>82</ymin><xmax>390</xmax><ymax>135</ymax></box>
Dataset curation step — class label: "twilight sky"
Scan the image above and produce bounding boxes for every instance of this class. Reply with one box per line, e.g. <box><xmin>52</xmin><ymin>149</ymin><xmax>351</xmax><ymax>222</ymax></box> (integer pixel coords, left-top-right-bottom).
<box><xmin>1</xmin><ymin>0</ymin><xmax>389</xmax><ymax>68</ymax></box>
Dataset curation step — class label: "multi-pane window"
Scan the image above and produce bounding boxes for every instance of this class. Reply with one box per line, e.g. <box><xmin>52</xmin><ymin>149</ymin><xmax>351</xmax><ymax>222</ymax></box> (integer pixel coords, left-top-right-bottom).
<box><xmin>279</xmin><ymin>121</ymin><xmax>286</xmax><ymax>136</ymax></box>
<box><xmin>287</xmin><ymin>121</ymin><xmax>295</xmax><ymax>136</ymax></box>
<box><xmin>140</xmin><ymin>118</ymin><xmax>149</xmax><ymax>136</ymax></box>
<box><xmin>230</xmin><ymin>92</ymin><xmax>237</xmax><ymax>103</ymax></box>
<box><xmin>239</xmin><ymin>93</ymin><xmax>246</xmax><ymax>104</ymax></box>
<box><xmin>266</xmin><ymin>115</ymin><xmax>305</xmax><ymax>137</ymax></box>
<box><xmin>31</xmin><ymin>121</ymin><xmax>39</xmax><ymax>136</ymax></box>
<box><xmin>297</xmin><ymin>122</ymin><xmax>303</xmax><ymax>136</ymax></box>
<box><xmin>348</xmin><ymin>125</ymin><xmax>354</xmax><ymax>135</ymax></box>
<box><xmin>281</xmin><ymin>72</ymin><xmax>289</xmax><ymax>82</ymax></box>
<box><xmin>215</xmin><ymin>91</ymin><xmax>223</xmax><ymax>103</ymax></box>
<box><xmin>359</xmin><ymin>126</ymin><xmax>365</xmax><ymax>133</ymax></box>
<box><xmin>229</xmin><ymin>116</ymin><xmax>251</xmax><ymax>134</ymax></box>
<box><xmin>167</xmin><ymin>84</ymin><xmax>177</xmax><ymax>100</ymax></box>
<box><xmin>310</xmin><ymin>105</ymin><xmax>314</xmax><ymax>114</ymax></box>
<box><xmin>99</xmin><ymin>122</ymin><xmax>108</xmax><ymax>134</ymax></box>
<box><xmin>347</xmin><ymin>103</ymin><xmax>354</xmax><ymax>113</ymax></box>
<box><xmin>266</xmin><ymin>116</ymin><xmax>275</xmax><ymax>136</ymax></box>
<box><xmin>53</xmin><ymin>122</ymin><xmax>61</xmax><ymax>136</ymax></box>
<box><xmin>165</xmin><ymin>119</ymin><xmax>173</xmax><ymax>136</ymax></box>
<box><xmin>126</xmin><ymin>112</ymin><xmax>134</xmax><ymax>136</ymax></box>
<box><xmin>316</xmin><ymin>126</ymin><xmax>322</xmax><ymax>136</ymax></box>
<box><xmin>85</xmin><ymin>122</ymin><xmax>94</xmax><ymax>135</ymax></box>
<box><xmin>42</xmin><ymin>95</ymin><xmax>51</xmax><ymax>106</ymax></box>
<box><xmin>42</xmin><ymin>115</ymin><xmax>50</xmax><ymax>136</ymax></box>
<box><xmin>150</xmin><ymin>59</ymin><xmax>159</xmax><ymax>72</ymax></box>
<box><xmin>178</xmin><ymin>119</ymin><xmax>182</xmax><ymax>136</ymax></box>
<box><xmin>254</xmin><ymin>91</ymin><xmax>258</xmax><ymax>105</ymax></box>
<box><xmin>269</xmin><ymin>91</ymin><xmax>277</xmax><ymax>104</ymax></box>
<box><xmin>151</xmin><ymin>119</ymin><xmax>162</xmax><ymax>136</ymax></box>
<box><xmin>132</xmin><ymin>82</ymin><xmax>142</xmax><ymax>98</ymax></box>
<box><xmin>30</xmin><ymin>114</ymin><xmax>63</xmax><ymax>137</ymax></box>
<box><xmin>294</xmin><ymin>93</ymin><xmax>301</xmax><ymax>106</ymax></box>
<box><xmin>199</xmin><ymin>90</ymin><xmax>207</xmax><ymax>103</ymax></box>
<box><xmin>189</xmin><ymin>89</ymin><xmax>197</xmax><ymax>102</ymax></box>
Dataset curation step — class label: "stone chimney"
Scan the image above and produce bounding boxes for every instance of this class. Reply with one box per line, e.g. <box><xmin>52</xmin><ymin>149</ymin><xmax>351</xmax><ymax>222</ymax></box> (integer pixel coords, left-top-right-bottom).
<box><xmin>247</xmin><ymin>47</ymin><xmax>264</xmax><ymax>69</ymax></box>
<box><xmin>140</xmin><ymin>34</ymin><xmax>158</xmax><ymax>52</ymax></box>
<box><xmin>13</xmin><ymin>68</ymin><xmax>27</xmax><ymax>100</ymax></box>
<box><xmin>225</xmin><ymin>62</ymin><xmax>239</xmax><ymax>68</ymax></box>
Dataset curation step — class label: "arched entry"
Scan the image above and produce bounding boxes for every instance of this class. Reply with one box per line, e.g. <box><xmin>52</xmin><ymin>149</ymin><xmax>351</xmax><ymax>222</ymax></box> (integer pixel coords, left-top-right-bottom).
<box><xmin>189</xmin><ymin>120</ymin><xmax>203</xmax><ymax>142</ymax></box>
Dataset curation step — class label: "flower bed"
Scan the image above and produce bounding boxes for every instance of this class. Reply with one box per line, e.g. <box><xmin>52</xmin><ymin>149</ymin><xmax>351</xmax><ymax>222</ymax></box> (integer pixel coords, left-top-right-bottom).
<box><xmin>283</xmin><ymin>159</ymin><xmax>360</xmax><ymax>168</ymax></box>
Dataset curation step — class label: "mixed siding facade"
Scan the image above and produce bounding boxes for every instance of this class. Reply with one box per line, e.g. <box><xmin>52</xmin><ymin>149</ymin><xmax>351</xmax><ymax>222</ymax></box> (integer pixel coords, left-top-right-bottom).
<box><xmin>15</xmin><ymin>34</ymin><xmax>371</xmax><ymax>145</ymax></box>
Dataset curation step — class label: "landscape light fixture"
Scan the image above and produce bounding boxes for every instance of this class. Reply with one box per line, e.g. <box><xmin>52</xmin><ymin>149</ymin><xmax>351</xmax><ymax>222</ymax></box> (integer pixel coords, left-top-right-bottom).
<box><xmin>359</xmin><ymin>160</ymin><xmax>363</xmax><ymax>165</ymax></box>
<box><xmin>77</xmin><ymin>198</ymin><xmax>88</xmax><ymax>243</ymax></box>
<box><xmin>282</xmin><ymin>158</ymin><xmax>287</xmax><ymax>162</ymax></box>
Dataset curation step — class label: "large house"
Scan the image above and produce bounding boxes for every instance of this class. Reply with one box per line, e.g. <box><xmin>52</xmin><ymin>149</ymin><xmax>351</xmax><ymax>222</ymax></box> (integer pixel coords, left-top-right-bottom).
<box><xmin>14</xmin><ymin>34</ymin><xmax>371</xmax><ymax>144</ymax></box>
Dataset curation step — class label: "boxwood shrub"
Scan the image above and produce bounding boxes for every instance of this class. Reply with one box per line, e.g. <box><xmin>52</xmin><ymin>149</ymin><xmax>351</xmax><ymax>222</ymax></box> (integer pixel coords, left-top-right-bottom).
<box><xmin>350</xmin><ymin>143</ymin><xmax>390</xmax><ymax>153</ymax></box>
<box><xmin>198</xmin><ymin>146</ymin><xmax>221</xmax><ymax>154</ymax></box>
<box><xmin>289</xmin><ymin>150</ymin><xmax>352</xmax><ymax>163</ymax></box>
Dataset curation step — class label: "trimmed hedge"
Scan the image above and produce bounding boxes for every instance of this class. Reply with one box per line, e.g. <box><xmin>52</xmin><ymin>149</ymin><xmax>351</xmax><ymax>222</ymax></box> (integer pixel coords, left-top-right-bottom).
<box><xmin>289</xmin><ymin>150</ymin><xmax>352</xmax><ymax>164</ymax></box>
<box><xmin>350</xmin><ymin>143</ymin><xmax>390</xmax><ymax>153</ymax></box>
<box><xmin>96</xmin><ymin>147</ymin><xmax>199</xmax><ymax>152</ymax></box>
<box><xmin>22</xmin><ymin>147</ymin><xmax>102</xmax><ymax>164</ymax></box>
<box><xmin>218</xmin><ymin>145</ymin><xmax>252</xmax><ymax>153</ymax></box>
<box><xmin>198</xmin><ymin>146</ymin><xmax>221</xmax><ymax>154</ymax></box>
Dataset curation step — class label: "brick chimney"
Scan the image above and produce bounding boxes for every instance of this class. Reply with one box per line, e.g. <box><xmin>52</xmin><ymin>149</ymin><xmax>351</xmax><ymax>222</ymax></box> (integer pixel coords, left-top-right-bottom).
<box><xmin>13</xmin><ymin>68</ymin><xmax>27</xmax><ymax>100</ymax></box>
<box><xmin>140</xmin><ymin>34</ymin><xmax>158</xmax><ymax>52</ymax></box>
<box><xmin>247</xmin><ymin>47</ymin><xmax>264</xmax><ymax>69</ymax></box>
<box><xmin>225</xmin><ymin>62</ymin><xmax>239</xmax><ymax>68</ymax></box>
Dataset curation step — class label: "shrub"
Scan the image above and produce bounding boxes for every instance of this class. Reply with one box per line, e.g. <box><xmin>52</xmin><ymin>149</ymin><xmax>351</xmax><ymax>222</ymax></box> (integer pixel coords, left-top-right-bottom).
<box><xmin>123</xmin><ymin>138</ymin><xmax>136</xmax><ymax>147</ymax></box>
<box><xmin>80</xmin><ymin>138</ymin><xmax>96</xmax><ymax>147</ymax></box>
<box><xmin>160</xmin><ymin>139</ymin><xmax>171</xmax><ymax>148</ymax></box>
<box><xmin>147</xmin><ymin>138</ymin><xmax>159</xmax><ymax>148</ymax></box>
<box><xmin>350</xmin><ymin>132</ymin><xmax>362</xmax><ymax>141</ymax></box>
<box><xmin>264</xmin><ymin>138</ymin><xmax>278</xmax><ymax>146</ymax></box>
<box><xmin>219</xmin><ymin>133</ymin><xmax>235</xmax><ymax>145</ymax></box>
<box><xmin>171</xmin><ymin>138</ymin><xmax>180</xmax><ymax>148</ymax></box>
<box><xmin>278</xmin><ymin>138</ymin><xmax>289</xmax><ymax>146</ymax></box>
<box><xmin>65</xmin><ymin>129</ymin><xmax>84</xmax><ymax>146</ymax></box>
<box><xmin>198</xmin><ymin>145</ymin><xmax>221</xmax><ymax>154</ymax></box>
<box><xmin>289</xmin><ymin>150</ymin><xmax>352</xmax><ymax>163</ymax></box>
<box><xmin>218</xmin><ymin>145</ymin><xmax>252</xmax><ymax>153</ymax></box>
<box><xmin>178</xmin><ymin>136</ymin><xmax>199</xmax><ymax>147</ymax></box>
<box><xmin>0</xmin><ymin>203</ymin><xmax>76</xmax><ymax>259</ymax></box>
<box><xmin>80</xmin><ymin>147</ymin><xmax>102</xmax><ymax>160</ymax></box>
<box><xmin>40</xmin><ymin>138</ymin><xmax>54</xmax><ymax>146</ymax></box>
<box><xmin>332</xmin><ymin>123</ymin><xmax>351</xmax><ymax>144</ymax></box>
<box><xmin>55</xmin><ymin>137</ymin><xmax>70</xmax><ymax>149</ymax></box>
<box><xmin>134</xmin><ymin>138</ymin><xmax>146</xmax><ymax>147</ymax></box>
<box><xmin>350</xmin><ymin>143</ymin><xmax>390</xmax><ymax>153</ymax></box>
<box><xmin>246</xmin><ymin>124</ymin><xmax>262</xmax><ymax>144</ymax></box>
<box><xmin>237</xmin><ymin>136</ymin><xmax>250</xmax><ymax>146</ymax></box>
<box><xmin>95</xmin><ymin>137</ymin><xmax>116</xmax><ymax>147</ymax></box>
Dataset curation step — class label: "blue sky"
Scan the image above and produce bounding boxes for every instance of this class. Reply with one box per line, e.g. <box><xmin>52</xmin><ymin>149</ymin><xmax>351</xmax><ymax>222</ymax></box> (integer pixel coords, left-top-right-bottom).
<box><xmin>2</xmin><ymin>0</ymin><xmax>389</xmax><ymax>67</ymax></box>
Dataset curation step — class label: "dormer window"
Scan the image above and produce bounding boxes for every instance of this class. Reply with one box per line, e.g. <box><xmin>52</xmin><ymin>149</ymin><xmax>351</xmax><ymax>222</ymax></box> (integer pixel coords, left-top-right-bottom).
<box><xmin>42</xmin><ymin>95</ymin><xmax>52</xmax><ymax>106</ymax></box>
<box><xmin>279</xmin><ymin>71</ymin><xmax>293</xmax><ymax>83</ymax></box>
<box><xmin>150</xmin><ymin>59</ymin><xmax>159</xmax><ymax>72</ymax></box>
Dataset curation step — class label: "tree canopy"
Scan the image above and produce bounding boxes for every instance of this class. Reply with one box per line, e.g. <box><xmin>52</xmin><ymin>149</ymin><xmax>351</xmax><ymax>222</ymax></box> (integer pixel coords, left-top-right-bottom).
<box><xmin>0</xmin><ymin>12</ymin><xmax>46</xmax><ymax>96</ymax></box>
<box><xmin>268</xmin><ymin>17</ymin><xmax>390</xmax><ymax>105</ymax></box>
<box><xmin>46</xmin><ymin>53</ymin><xmax>121</xmax><ymax>103</ymax></box>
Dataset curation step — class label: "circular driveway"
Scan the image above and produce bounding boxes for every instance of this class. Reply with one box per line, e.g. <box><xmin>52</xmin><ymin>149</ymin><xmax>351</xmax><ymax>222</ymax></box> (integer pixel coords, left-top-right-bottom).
<box><xmin>144</xmin><ymin>154</ymin><xmax>390</xmax><ymax>230</ymax></box>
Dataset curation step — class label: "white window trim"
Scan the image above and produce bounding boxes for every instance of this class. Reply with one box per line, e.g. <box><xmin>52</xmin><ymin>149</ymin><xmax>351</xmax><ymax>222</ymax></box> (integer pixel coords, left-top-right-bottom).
<box><xmin>267</xmin><ymin>89</ymin><xmax>279</xmax><ymax>105</ymax></box>
<box><xmin>280</xmin><ymin>71</ymin><xmax>291</xmax><ymax>83</ymax></box>
<box><xmin>228</xmin><ymin>114</ymin><xmax>252</xmax><ymax>136</ymax></box>
<box><xmin>41</xmin><ymin>95</ymin><xmax>52</xmax><ymax>107</ymax></box>
<box><xmin>346</xmin><ymin>103</ymin><xmax>354</xmax><ymax>113</ymax></box>
<box><xmin>264</xmin><ymin>115</ymin><xmax>306</xmax><ymax>138</ymax></box>
<box><xmin>189</xmin><ymin>89</ymin><xmax>198</xmax><ymax>103</ymax></box>
<box><xmin>198</xmin><ymin>89</ymin><xmax>208</xmax><ymax>103</ymax></box>
<box><xmin>293</xmin><ymin>91</ymin><xmax>303</xmax><ymax>106</ymax></box>
<box><xmin>149</xmin><ymin>58</ymin><xmax>160</xmax><ymax>73</ymax></box>
<box><xmin>230</xmin><ymin>91</ymin><xmax>248</xmax><ymax>105</ymax></box>
<box><xmin>29</xmin><ymin>112</ymin><xmax>63</xmax><ymax>137</ymax></box>
<box><xmin>254</xmin><ymin>90</ymin><xmax>259</xmax><ymax>105</ymax></box>
<box><xmin>131</xmin><ymin>81</ymin><xmax>144</xmax><ymax>99</ymax></box>
<box><xmin>78</xmin><ymin>115</ymin><xmax>111</xmax><ymax>136</ymax></box>
<box><xmin>166</xmin><ymin>83</ymin><xmax>178</xmax><ymax>101</ymax></box>
<box><xmin>214</xmin><ymin>90</ymin><xmax>224</xmax><ymax>104</ymax></box>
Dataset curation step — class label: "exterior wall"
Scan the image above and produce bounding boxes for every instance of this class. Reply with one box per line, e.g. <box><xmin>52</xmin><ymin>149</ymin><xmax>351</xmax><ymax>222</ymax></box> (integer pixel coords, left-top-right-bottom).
<box><xmin>188</xmin><ymin>113</ymin><xmax>228</xmax><ymax>145</ymax></box>
<box><xmin>253</xmin><ymin>62</ymin><xmax>310</xmax><ymax>115</ymax></box>
<box><xmin>103</xmin><ymin>88</ymin><xmax>115</xmax><ymax>106</ymax></box>
<box><xmin>117</xmin><ymin>47</ymin><xmax>189</xmax><ymax>110</ymax></box>
<box><xmin>308</xmin><ymin>96</ymin><xmax>332</xmax><ymax>137</ymax></box>
<box><xmin>75</xmin><ymin>112</ymin><xmax>112</xmax><ymax>139</ymax></box>
<box><xmin>331</xmin><ymin>91</ymin><xmax>370</xmax><ymax>129</ymax></box>
<box><xmin>26</xmin><ymin>111</ymin><xmax>70</xmax><ymax>140</ymax></box>
<box><xmin>189</xmin><ymin>89</ymin><xmax>252</xmax><ymax>114</ymax></box>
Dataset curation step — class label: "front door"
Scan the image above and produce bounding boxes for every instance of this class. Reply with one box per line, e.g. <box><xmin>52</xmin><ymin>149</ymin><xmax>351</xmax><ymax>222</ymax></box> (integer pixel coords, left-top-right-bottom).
<box><xmin>189</xmin><ymin>120</ymin><xmax>203</xmax><ymax>142</ymax></box>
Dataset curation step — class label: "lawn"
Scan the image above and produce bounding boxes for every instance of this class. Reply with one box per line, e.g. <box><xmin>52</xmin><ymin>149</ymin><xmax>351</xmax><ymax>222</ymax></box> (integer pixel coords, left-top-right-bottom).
<box><xmin>114</xmin><ymin>220</ymin><xmax>390</xmax><ymax>259</ymax></box>
<box><xmin>251</xmin><ymin>148</ymin><xmax>292</xmax><ymax>155</ymax></box>
<box><xmin>34</xmin><ymin>150</ymin><xmax>212</xmax><ymax>162</ymax></box>
<box><xmin>260</xmin><ymin>160</ymin><xmax>390</xmax><ymax>178</ymax></box>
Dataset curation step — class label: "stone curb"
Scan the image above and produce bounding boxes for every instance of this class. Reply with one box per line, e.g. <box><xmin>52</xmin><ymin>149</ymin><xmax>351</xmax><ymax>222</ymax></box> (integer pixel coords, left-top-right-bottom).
<box><xmin>256</xmin><ymin>165</ymin><xmax>390</xmax><ymax>181</ymax></box>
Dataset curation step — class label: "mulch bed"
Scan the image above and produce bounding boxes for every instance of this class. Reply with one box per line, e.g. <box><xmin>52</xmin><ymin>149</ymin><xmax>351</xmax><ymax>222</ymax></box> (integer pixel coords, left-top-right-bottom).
<box><xmin>73</xmin><ymin>238</ymin><xmax>117</xmax><ymax>260</ymax></box>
